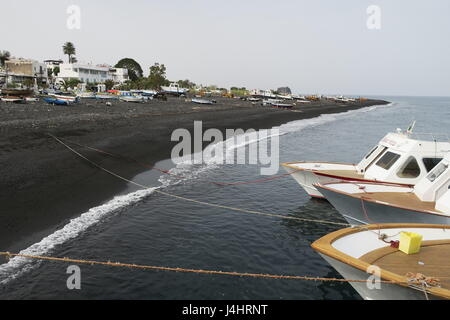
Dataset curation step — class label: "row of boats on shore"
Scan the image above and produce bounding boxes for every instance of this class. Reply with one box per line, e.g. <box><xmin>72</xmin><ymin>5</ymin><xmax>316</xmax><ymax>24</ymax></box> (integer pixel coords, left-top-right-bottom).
<box><xmin>282</xmin><ymin>123</ymin><xmax>450</xmax><ymax>299</ymax></box>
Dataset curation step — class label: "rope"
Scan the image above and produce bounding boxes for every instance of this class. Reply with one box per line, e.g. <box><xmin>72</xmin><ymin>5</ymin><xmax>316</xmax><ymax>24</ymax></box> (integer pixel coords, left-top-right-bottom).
<box><xmin>48</xmin><ymin>133</ymin><xmax>350</xmax><ymax>227</ymax></box>
<box><xmin>53</xmin><ymin>135</ymin><xmax>303</xmax><ymax>186</ymax></box>
<box><xmin>0</xmin><ymin>251</ymin><xmax>411</xmax><ymax>285</ymax></box>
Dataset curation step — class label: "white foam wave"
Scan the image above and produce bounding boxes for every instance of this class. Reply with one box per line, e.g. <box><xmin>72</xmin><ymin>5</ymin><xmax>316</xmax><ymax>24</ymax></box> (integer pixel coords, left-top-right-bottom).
<box><xmin>0</xmin><ymin>188</ymin><xmax>157</xmax><ymax>285</ymax></box>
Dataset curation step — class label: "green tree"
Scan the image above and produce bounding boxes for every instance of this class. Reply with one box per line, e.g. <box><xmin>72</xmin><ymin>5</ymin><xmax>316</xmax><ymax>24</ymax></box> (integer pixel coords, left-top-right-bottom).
<box><xmin>62</xmin><ymin>78</ymin><xmax>81</xmax><ymax>90</ymax></box>
<box><xmin>115</xmin><ymin>58</ymin><xmax>143</xmax><ymax>81</ymax></box>
<box><xmin>177</xmin><ymin>79</ymin><xmax>196</xmax><ymax>89</ymax></box>
<box><xmin>23</xmin><ymin>78</ymin><xmax>35</xmax><ymax>88</ymax></box>
<box><xmin>63</xmin><ymin>42</ymin><xmax>76</xmax><ymax>63</ymax></box>
<box><xmin>0</xmin><ymin>50</ymin><xmax>11</xmax><ymax>67</ymax></box>
<box><xmin>147</xmin><ymin>63</ymin><xmax>169</xmax><ymax>90</ymax></box>
<box><xmin>104</xmin><ymin>79</ymin><xmax>115</xmax><ymax>91</ymax></box>
<box><xmin>53</xmin><ymin>66</ymin><xmax>60</xmax><ymax>76</ymax></box>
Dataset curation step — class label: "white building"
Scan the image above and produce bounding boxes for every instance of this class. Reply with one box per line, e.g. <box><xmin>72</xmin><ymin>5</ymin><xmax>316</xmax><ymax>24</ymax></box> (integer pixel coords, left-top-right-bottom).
<box><xmin>57</xmin><ymin>63</ymin><xmax>113</xmax><ymax>84</ymax></box>
<box><xmin>56</xmin><ymin>63</ymin><xmax>129</xmax><ymax>85</ymax></box>
<box><xmin>110</xmin><ymin>68</ymin><xmax>129</xmax><ymax>84</ymax></box>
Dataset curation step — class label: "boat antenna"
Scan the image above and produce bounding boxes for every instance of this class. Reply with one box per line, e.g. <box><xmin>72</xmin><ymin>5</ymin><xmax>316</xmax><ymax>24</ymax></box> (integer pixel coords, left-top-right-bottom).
<box><xmin>406</xmin><ymin>120</ymin><xmax>416</xmax><ymax>135</ymax></box>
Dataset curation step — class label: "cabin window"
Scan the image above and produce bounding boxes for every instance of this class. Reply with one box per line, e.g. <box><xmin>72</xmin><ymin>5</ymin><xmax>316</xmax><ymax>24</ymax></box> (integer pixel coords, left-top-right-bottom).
<box><xmin>397</xmin><ymin>156</ymin><xmax>421</xmax><ymax>179</ymax></box>
<box><xmin>364</xmin><ymin>146</ymin><xmax>379</xmax><ymax>159</ymax></box>
<box><xmin>375</xmin><ymin>151</ymin><xmax>401</xmax><ymax>170</ymax></box>
<box><xmin>423</xmin><ymin>158</ymin><xmax>443</xmax><ymax>172</ymax></box>
<box><xmin>427</xmin><ymin>161</ymin><xmax>449</xmax><ymax>182</ymax></box>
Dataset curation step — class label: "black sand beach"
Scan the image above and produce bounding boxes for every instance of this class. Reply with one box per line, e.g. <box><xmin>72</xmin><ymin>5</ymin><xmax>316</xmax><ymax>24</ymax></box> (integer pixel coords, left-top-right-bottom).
<box><xmin>0</xmin><ymin>96</ymin><xmax>389</xmax><ymax>254</ymax></box>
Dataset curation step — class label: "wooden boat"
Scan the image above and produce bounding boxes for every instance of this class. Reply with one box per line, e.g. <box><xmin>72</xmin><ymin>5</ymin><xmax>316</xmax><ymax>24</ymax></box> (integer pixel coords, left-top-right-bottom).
<box><xmin>0</xmin><ymin>96</ymin><xmax>23</xmax><ymax>103</ymax></box>
<box><xmin>315</xmin><ymin>153</ymin><xmax>450</xmax><ymax>225</ymax></box>
<box><xmin>1</xmin><ymin>88</ymin><xmax>33</xmax><ymax>97</ymax></box>
<box><xmin>312</xmin><ymin>223</ymin><xmax>450</xmax><ymax>300</ymax></box>
<box><xmin>281</xmin><ymin>125</ymin><xmax>450</xmax><ymax>198</ymax></box>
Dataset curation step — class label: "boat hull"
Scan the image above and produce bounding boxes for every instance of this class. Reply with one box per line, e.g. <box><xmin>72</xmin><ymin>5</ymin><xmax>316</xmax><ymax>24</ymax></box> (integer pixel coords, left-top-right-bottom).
<box><xmin>317</xmin><ymin>185</ymin><xmax>450</xmax><ymax>225</ymax></box>
<box><xmin>282</xmin><ymin>163</ymin><xmax>359</xmax><ymax>198</ymax></box>
<box><xmin>318</xmin><ymin>254</ymin><xmax>441</xmax><ymax>300</ymax></box>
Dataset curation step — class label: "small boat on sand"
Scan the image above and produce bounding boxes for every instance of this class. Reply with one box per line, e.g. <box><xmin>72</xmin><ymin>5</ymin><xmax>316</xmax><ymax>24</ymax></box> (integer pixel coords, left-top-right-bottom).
<box><xmin>0</xmin><ymin>96</ymin><xmax>24</xmax><ymax>103</ymax></box>
<box><xmin>25</xmin><ymin>97</ymin><xmax>39</xmax><ymax>102</ymax></box>
<box><xmin>119</xmin><ymin>95</ymin><xmax>144</xmax><ymax>103</ymax></box>
<box><xmin>1</xmin><ymin>88</ymin><xmax>33</xmax><ymax>97</ymax></box>
<box><xmin>312</xmin><ymin>223</ymin><xmax>450</xmax><ymax>300</ymax></box>
<box><xmin>43</xmin><ymin>97</ymin><xmax>71</xmax><ymax>106</ymax></box>
<box><xmin>271</xmin><ymin>102</ymin><xmax>294</xmax><ymax>109</ymax></box>
<box><xmin>191</xmin><ymin>98</ymin><xmax>214</xmax><ymax>105</ymax></box>
<box><xmin>281</xmin><ymin>124</ymin><xmax>450</xmax><ymax>198</ymax></box>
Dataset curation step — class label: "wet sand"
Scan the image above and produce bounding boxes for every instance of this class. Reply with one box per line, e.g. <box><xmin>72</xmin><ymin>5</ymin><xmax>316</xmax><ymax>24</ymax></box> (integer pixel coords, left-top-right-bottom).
<box><xmin>0</xmin><ymin>96</ymin><xmax>389</xmax><ymax>253</ymax></box>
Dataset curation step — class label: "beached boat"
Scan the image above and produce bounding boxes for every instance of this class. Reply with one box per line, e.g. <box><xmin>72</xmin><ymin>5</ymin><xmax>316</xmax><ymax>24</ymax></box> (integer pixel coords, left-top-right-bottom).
<box><xmin>0</xmin><ymin>96</ymin><xmax>24</xmax><ymax>103</ymax></box>
<box><xmin>271</xmin><ymin>102</ymin><xmax>294</xmax><ymax>109</ymax></box>
<box><xmin>119</xmin><ymin>95</ymin><xmax>144</xmax><ymax>103</ymax></box>
<box><xmin>312</xmin><ymin>223</ymin><xmax>450</xmax><ymax>300</ymax></box>
<box><xmin>161</xmin><ymin>83</ymin><xmax>188</xmax><ymax>96</ymax></box>
<box><xmin>262</xmin><ymin>99</ymin><xmax>282</xmax><ymax>106</ymax></box>
<box><xmin>1</xmin><ymin>88</ymin><xmax>33</xmax><ymax>97</ymax></box>
<box><xmin>281</xmin><ymin>125</ymin><xmax>450</xmax><ymax>198</ymax></box>
<box><xmin>77</xmin><ymin>92</ymin><xmax>96</xmax><ymax>99</ymax></box>
<box><xmin>96</xmin><ymin>93</ymin><xmax>118</xmax><ymax>100</ymax></box>
<box><xmin>51</xmin><ymin>94</ymin><xmax>78</xmax><ymax>103</ymax></box>
<box><xmin>25</xmin><ymin>97</ymin><xmax>39</xmax><ymax>102</ymax></box>
<box><xmin>43</xmin><ymin>97</ymin><xmax>70</xmax><ymax>106</ymax></box>
<box><xmin>316</xmin><ymin>152</ymin><xmax>450</xmax><ymax>225</ymax></box>
<box><xmin>191</xmin><ymin>98</ymin><xmax>214</xmax><ymax>105</ymax></box>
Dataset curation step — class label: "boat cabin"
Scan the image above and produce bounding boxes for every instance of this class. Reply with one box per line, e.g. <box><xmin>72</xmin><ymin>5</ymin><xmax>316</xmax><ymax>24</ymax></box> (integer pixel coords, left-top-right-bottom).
<box><xmin>356</xmin><ymin>130</ymin><xmax>450</xmax><ymax>185</ymax></box>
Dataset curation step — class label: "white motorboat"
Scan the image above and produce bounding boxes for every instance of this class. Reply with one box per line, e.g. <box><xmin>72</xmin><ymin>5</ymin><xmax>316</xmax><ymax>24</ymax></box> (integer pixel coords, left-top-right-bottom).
<box><xmin>282</xmin><ymin>125</ymin><xmax>450</xmax><ymax>198</ymax></box>
<box><xmin>119</xmin><ymin>95</ymin><xmax>144</xmax><ymax>103</ymax></box>
<box><xmin>312</xmin><ymin>223</ymin><xmax>450</xmax><ymax>300</ymax></box>
<box><xmin>316</xmin><ymin>152</ymin><xmax>450</xmax><ymax>225</ymax></box>
<box><xmin>191</xmin><ymin>98</ymin><xmax>214</xmax><ymax>105</ymax></box>
<box><xmin>161</xmin><ymin>83</ymin><xmax>188</xmax><ymax>96</ymax></box>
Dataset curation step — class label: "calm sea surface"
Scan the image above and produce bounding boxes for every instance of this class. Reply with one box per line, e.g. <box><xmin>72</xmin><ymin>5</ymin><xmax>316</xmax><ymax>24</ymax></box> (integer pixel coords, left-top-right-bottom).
<box><xmin>1</xmin><ymin>96</ymin><xmax>449</xmax><ymax>299</ymax></box>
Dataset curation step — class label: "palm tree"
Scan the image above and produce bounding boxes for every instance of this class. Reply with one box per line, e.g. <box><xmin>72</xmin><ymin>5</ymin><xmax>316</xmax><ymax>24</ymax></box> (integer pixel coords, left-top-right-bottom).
<box><xmin>0</xmin><ymin>50</ymin><xmax>11</xmax><ymax>67</ymax></box>
<box><xmin>63</xmin><ymin>42</ymin><xmax>76</xmax><ymax>63</ymax></box>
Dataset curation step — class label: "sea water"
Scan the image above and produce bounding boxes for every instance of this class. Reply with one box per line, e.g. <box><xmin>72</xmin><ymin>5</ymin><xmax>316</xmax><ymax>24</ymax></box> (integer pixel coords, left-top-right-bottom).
<box><xmin>1</xmin><ymin>96</ymin><xmax>449</xmax><ymax>299</ymax></box>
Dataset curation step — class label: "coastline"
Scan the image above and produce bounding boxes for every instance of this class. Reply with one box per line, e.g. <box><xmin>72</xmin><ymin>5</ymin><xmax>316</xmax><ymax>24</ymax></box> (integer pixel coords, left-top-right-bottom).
<box><xmin>0</xmin><ymin>97</ymin><xmax>389</xmax><ymax>254</ymax></box>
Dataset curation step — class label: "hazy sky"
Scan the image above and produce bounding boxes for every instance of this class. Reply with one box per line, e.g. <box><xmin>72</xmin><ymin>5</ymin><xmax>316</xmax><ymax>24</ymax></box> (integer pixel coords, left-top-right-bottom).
<box><xmin>2</xmin><ymin>0</ymin><xmax>450</xmax><ymax>96</ymax></box>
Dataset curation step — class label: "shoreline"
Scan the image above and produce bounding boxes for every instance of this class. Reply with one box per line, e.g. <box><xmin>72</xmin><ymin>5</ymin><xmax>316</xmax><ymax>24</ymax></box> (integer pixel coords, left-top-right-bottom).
<box><xmin>0</xmin><ymin>97</ymin><xmax>390</xmax><ymax>254</ymax></box>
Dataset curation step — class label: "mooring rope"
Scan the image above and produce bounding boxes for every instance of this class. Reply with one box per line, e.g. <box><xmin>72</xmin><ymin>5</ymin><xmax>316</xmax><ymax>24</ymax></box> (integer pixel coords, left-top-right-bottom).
<box><xmin>54</xmin><ymin>135</ymin><xmax>303</xmax><ymax>186</ymax></box>
<box><xmin>48</xmin><ymin>133</ymin><xmax>350</xmax><ymax>227</ymax></box>
<box><xmin>0</xmin><ymin>251</ymin><xmax>411</xmax><ymax>285</ymax></box>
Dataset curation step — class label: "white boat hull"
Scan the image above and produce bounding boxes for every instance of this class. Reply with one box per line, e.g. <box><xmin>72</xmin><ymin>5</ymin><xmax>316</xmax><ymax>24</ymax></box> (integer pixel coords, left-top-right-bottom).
<box><xmin>319</xmin><ymin>254</ymin><xmax>441</xmax><ymax>300</ymax></box>
<box><xmin>282</xmin><ymin>162</ymin><xmax>359</xmax><ymax>198</ymax></box>
<box><xmin>317</xmin><ymin>185</ymin><xmax>450</xmax><ymax>225</ymax></box>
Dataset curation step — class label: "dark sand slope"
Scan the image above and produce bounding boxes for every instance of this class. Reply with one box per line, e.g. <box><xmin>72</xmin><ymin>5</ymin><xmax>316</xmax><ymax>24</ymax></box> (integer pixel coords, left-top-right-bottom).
<box><xmin>0</xmin><ymin>97</ymin><xmax>389</xmax><ymax>253</ymax></box>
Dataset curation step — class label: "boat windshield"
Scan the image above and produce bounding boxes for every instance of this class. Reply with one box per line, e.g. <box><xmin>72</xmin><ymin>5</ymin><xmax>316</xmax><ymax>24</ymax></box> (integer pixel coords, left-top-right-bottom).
<box><xmin>375</xmin><ymin>151</ymin><xmax>401</xmax><ymax>170</ymax></box>
<box><xmin>427</xmin><ymin>161</ymin><xmax>449</xmax><ymax>182</ymax></box>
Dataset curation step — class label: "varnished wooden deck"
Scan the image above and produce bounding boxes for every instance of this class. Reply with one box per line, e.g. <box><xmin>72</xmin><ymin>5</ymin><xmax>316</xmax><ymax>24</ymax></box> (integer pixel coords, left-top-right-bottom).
<box><xmin>357</xmin><ymin>192</ymin><xmax>439</xmax><ymax>213</ymax></box>
<box><xmin>360</xmin><ymin>240</ymin><xmax>450</xmax><ymax>290</ymax></box>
